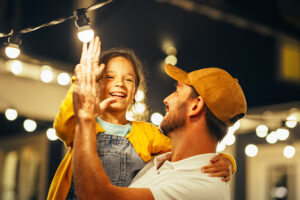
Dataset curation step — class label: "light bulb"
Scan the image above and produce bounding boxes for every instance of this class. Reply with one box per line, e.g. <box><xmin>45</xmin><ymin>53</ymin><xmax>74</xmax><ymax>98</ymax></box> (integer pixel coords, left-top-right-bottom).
<box><xmin>245</xmin><ymin>144</ymin><xmax>258</xmax><ymax>157</ymax></box>
<box><xmin>23</xmin><ymin>119</ymin><xmax>37</xmax><ymax>132</ymax></box>
<box><xmin>5</xmin><ymin>45</ymin><xmax>20</xmax><ymax>59</ymax></box>
<box><xmin>5</xmin><ymin>108</ymin><xmax>18</xmax><ymax>121</ymax></box>
<box><xmin>164</xmin><ymin>55</ymin><xmax>177</xmax><ymax>65</ymax></box>
<box><xmin>46</xmin><ymin>128</ymin><xmax>58</xmax><ymax>141</ymax></box>
<box><xmin>77</xmin><ymin>27</ymin><xmax>94</xmax><ymax>42</ymax></box>
<box><xmin>276</xmin><ymin>128</ymin><xmax>289</xmax><ymax>141</ymax></box>
<box><xmin>126</xmin><ymin>111</ymin><xmax>134</xmax><ymax>121</ymax></box>
<box><xmin>135</xmin><ymin>90</ymin><xmax>145</xmax><ymax>102</ymax></box>
<box><xmin>10</xmin><ymin>60</ymin><xmax>23</xmax><ymax>75</ymax></box>
<box><xmin>217</xmin><ymin>142</ymin><xmax>226</xmax><ymax>152</ymax></box>
<box><xmin>256</xmin><ymin>124</ymin><xmax>268</xmax><ymax>138</ymax></box>
<box><xmin>151</xmin><ymin>112</ymin><xmax>164</xmax><ymax>126</ymax></box>
<box><xmin>5</xmin><ymin>30</ymin><xmax>22</xmax><ymax>59</ymax></box>
<box><xmin>40</xmin><ymin>67</ymin><xmax>54</xmax><ymax>83</ymax></box>
<box><xmin>283</xmin><ymin>145</ymin><xmax>295</xmax><ymax>158</ymax></box>
<box><xmin>285</xmin><ymin>115</ymin><xmax>297</xmax><ymax>128</ymax></box>
<box><xmin>133</xmin><ymin>103</ymin><xmax>146</xmax><ymax>114</ymax></box>
<box><xmin>57</xmin><ymin>72</ymin><xmax>71</xmax><ymax>86</ymax></box>
<box><xmin>74</xmin><ymin>9</ymin><xmax>94</xmax><ymax>43</ymax></box>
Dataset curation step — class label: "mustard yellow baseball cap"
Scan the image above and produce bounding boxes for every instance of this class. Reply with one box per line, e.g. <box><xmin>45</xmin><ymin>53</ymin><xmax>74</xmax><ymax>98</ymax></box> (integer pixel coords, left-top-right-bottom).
<box><xmin>165</xmin><ymin>64</ymin><xmax>247</xmax><ymax>126</ymax></box>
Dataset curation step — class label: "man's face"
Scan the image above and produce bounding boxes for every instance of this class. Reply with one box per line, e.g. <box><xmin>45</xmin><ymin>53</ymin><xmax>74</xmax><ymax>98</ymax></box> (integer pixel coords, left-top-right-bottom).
<box><xmin>160</xmin><ymin>82</ymin><xmax>193</xmax><ymax>136</ymax></box>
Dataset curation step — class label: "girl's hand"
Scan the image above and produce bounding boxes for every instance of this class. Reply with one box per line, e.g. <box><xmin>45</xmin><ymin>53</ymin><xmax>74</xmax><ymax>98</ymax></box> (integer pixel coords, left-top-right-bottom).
<box><xmin>201</xmin><ymin>154</ymin><xmax>233</xmax><ymax>182</ymax></box>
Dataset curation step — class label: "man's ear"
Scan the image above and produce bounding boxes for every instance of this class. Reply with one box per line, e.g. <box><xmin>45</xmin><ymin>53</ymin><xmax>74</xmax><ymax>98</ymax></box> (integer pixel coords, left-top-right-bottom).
<box><xmin>189</xmin><ymin>96</ymin><xmax>205</xmax><ymax>117</ymax></box>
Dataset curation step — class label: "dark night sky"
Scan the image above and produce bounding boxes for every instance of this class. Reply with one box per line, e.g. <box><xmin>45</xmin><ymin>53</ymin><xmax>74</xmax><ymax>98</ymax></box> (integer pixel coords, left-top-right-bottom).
<box><xmin>1</xmin><ymin>0</ymin><xmax>300</xmax><ymax>135</ymax></box>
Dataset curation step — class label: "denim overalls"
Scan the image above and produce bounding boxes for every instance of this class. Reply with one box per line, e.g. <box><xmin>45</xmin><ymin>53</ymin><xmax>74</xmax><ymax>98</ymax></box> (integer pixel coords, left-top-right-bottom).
<box><xmin>66</xmin><ymin>119</ymin><xmax>145</xmax><ymax>199</ymax></box>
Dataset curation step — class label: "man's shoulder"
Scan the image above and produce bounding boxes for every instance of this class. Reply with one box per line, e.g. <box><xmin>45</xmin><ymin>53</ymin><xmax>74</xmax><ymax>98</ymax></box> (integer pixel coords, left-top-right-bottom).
<box><xmin>150</xmin><ymin>172</ymin><xmax>229</xmax><ymax>200</ymax></box>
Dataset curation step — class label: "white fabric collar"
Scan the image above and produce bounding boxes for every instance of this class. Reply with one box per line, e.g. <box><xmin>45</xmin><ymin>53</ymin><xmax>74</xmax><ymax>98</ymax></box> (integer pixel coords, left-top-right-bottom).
<box><xmin>154</xmin><ymin>152</ymin><xmax>218</xmax><ymax>171</ymax></box>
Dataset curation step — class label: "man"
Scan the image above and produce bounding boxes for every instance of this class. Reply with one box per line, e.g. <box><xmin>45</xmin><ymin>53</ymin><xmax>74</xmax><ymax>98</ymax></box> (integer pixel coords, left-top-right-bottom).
<box><xmin>72</xmin><ymin>61</ymin><xmax>247</xmax><ymax>199</ymax></box>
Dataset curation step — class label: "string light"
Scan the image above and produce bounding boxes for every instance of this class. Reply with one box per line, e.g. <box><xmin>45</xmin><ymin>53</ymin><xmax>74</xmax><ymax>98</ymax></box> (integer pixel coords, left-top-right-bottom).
<box><xmin>5</xmin><ymin>108</ymin><xmax>18</xmax><ymax>121</ymax></box>
<box><xmin>74</xmin><ymin>8</ymin><xmax>95</xmax><ymax>42</ymax></box>
<box><xmin>245</xmin><ymin>144</ymin><xmax>258</xmax><ymax>157</ymax></box>
<box><xmin>283</xmin><ymin>145</ymin><xmax>295</xmax><ymax>158</ymax></box>
<box><xmin>46</xmin><ymin>128</ymin><xmax>58</xmax><ymax>141</ymax></box>
<box><xmin>132</xmin><ymin>103</ymin><xmax>146</xmax><ymax>114</ymax></box>
<box><xmin>23</xmin><ymin>119</ymin><xmax>37</xmax><ymax>132</ymax></box>
<box><xmin>57</xmin><ymin>72</ymin><xmax>71</xmax><ymax>86</ymax></box>
<box><xmin>5</xmin><ymin>30</ymin><xmax>21</xmax><ymax>59</ymax></box>
<box><xmin>217</xmin><ymin>142</ymin><xmax>226</xmax><ymax>152</ymax></box>
<box><xmin>40</xmin><ymin>66</ymin><xmax>54</xmax><ymax>83</ymax></box>
<box><xmin>10</xmin><ymin>60</ymin><xmax>23</xmax><ymax>75</ymax></box>
<box><xmin>266</xmin><ymin>131</ymin><xmax>278</xmax><ymax>144</ymax></box>
<box><xmin>135</xmin><ymin>90</ymin><xmax>145</xmax><ymax>102</ymax></box>
<box><xmin>285</xmin><ymin>115</ymin><xmax>297</xmax><ymax>128</ymax></box>
<box><xmin>151</xmin><ymin>112</ymin><xmax>164</xmax><ymax>126</ymax></box>
<box><xmin>256</xmin><ymin>124</ymin><xmax>268</xmax><ymax>138</ymax></box>
<box><xmin>0</xmin><ymin>0</ymin><xmax>113</xmax><ymax>54</ymax></box>
<box><xmin>276</xmin><ymin>128</ymin><xmax>289</xmax><ymax>141</ymax></box>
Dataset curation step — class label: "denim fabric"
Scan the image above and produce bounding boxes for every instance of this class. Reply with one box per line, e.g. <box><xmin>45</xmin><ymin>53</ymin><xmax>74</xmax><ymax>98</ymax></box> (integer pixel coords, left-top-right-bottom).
<box><xmin>66</xmin><ymin>134</ymin><xmax>145</xmax><ymax>199</ymax></box>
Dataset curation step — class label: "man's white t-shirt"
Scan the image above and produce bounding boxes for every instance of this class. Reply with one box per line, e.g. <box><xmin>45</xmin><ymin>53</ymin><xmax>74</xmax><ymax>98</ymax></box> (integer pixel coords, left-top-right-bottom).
<box><xmin>129</xmin><ymin>152</ymin><xmax>230</xmax><ymax>200</ymax></box>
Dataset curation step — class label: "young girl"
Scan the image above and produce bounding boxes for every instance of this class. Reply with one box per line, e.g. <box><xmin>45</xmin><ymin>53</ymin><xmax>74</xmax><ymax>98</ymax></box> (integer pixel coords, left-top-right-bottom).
<box><xmin>47</xmin><ymin>37</ymin><xmax>235</xmax><ymax>200</ymax></box>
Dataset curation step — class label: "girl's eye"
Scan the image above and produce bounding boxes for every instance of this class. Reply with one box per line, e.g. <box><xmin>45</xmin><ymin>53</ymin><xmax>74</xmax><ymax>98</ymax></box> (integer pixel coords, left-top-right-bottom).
<box><xmin>106</xmin><ymin>76</ymin><xmax>114</xmax><ymax>79</ymax></box>
<box><xmin>125</xmin><ymin>78</ymin><xmax>133</xmax><ymax>82</ymax></box>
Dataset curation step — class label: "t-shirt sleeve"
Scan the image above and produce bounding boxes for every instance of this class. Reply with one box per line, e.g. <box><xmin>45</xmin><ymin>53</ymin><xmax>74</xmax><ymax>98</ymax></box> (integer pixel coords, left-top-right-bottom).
<box><xmin>150</xmin><ymin>175</ymin><xmax>229</xmax><ymax>200</ymax></box>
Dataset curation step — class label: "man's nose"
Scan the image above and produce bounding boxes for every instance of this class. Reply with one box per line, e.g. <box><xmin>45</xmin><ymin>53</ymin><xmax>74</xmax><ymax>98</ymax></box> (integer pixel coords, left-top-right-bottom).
<box><xmin>163</xmin><ymin>95</ymin><xmax>170</xmax><ymax>105</ymax></box>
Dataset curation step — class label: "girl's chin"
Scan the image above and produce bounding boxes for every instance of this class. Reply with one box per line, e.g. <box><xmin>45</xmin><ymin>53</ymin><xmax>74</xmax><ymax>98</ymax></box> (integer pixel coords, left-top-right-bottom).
<box><xmin>106</xmin><ymin>103</ymin><xmax>128</xmax><ymax>112</ymax></box>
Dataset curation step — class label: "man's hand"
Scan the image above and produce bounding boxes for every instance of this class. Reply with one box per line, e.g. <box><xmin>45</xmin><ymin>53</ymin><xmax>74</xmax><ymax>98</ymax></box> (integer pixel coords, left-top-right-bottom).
<box><xmin>75</xmin><ymin>37</ymin><xmax>116</xmax><ymax>119</ymax></box>
<box><xmin>201</xmin><ymin>154</ymin><xmax>233</xmax><ymax>182</ymax></box>
<box><xmin>80</xmin><ymin>36</ymin><xmax>103</xmax><ymax>82</ymax></box>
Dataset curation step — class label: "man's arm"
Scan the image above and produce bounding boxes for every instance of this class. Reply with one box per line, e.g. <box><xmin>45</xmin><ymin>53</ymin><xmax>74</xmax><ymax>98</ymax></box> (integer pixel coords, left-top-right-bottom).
<box><xmin>73</xmin><ymin>116</ymin><xmax>153</xmax><ymax>200</ymax></box>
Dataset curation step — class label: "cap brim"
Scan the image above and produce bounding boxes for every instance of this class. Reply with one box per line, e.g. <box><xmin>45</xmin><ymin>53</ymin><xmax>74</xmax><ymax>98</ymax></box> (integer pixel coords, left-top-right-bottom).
<box><xmin>165</xmin><ymin>64</ymin><xmax>191</xmax><ymax>85</ymax></box>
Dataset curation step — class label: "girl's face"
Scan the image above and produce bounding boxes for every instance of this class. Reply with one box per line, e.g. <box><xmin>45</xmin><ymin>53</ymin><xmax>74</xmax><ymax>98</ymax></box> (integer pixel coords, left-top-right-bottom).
<box><xmin>98</xmin><ymin>56</ymin><xmax>136</xmax><ymax>112</ymax></box>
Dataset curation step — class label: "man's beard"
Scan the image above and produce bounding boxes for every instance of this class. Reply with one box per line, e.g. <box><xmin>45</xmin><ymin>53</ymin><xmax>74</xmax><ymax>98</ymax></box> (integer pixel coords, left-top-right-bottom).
<box><xmin>160</xmin><ymin>101</ymin><xmax>187</xmax><ymax>136</ymax></box>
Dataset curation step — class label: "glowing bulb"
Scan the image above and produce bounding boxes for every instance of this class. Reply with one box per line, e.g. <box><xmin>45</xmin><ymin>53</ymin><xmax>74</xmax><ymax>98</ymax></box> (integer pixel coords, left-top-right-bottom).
<box><xmin>151</xmin><ymin>112</ymin><xmax>164</xmax><ymax>126</ymax></box>
<box><xmin>133</xmin><ymin>103</ymin><xmax>146</xmax><ymax>114</ymax></box>
<box><xmin>256</xmin><ymin>125</ymin><xmax>268</xmax><ymax>138</ymax></box>
<box><xmin>5</xmin><ymin>47</ymin><xmax>21</xmax><ymax>59</ymax></box>
<box><xmin>10</xmin><ymin>60</ymin><xmax>23</xmax><ymax>75</ymax></box>
<box><xmin>232</xmin><ymin>120</ymin><xmax>240</xmax><ymax>131</ymax></box>
<box><xmin>40</xmin><ymin>67</ymin><xmax>54</xmax><ymax>83</ymax></box>
<box><xmin>126</xmin><ymin>111</ymin><xmax>134</xmax><ymax>121</ymax></box>
<box><xmin>166</xmin><ymin>46</ymin><xmax>177</xmax><ymax>55</ymax></box>
<box><xmin>283</xmin><ymin>145</ymin><xmax>295</xmax><ymax>158</ymax></box>
<box><xmin>135</xmin><ymin>90</ymin><xmax>145</xmax><ymax>102</ymax></box>
<box><xmin>46</xmin><ymin>128</ymin><xmax>58</xmax><ymax>141</ymax></box>
<box><xmin>285</xmin><ymin>115</ymin><xmax>297</xmax><ymax>128</ymax></box>
<box><xmin>245</xmin><ymin>144</ymin><xmax>258</xmax><ymax>157</ymax></box>
<box><xmin>57</xmin><ymin>72</ymin><xmax>71</xmax><ymax>86</ymax></box>
<box><xmin>223</xmin><ymin>134</ymin><xmax>236</xmax><ymax>146</ymax></box>
<box><xmin>164</xmin><ymin>55</ymin><xmax>177</xmax><ymax>65</ymax></box>
<box><xmin>266</xmin><ymin>131</ymin><xmax>278</xmax><ymax>144</ymax></box>
<box><xmin>23</xmin><ymin>119</ymin><xmax>37</xmax><ymax>132</ymax></box>
<box><xmin>77</xmin><ymin>26</ymin><xmax>94</xmax><ymax>43</ymax></box>
<box><xmin>5</xmin><ymin>108</ymin><xmax>18</xmax><ymax>121</ymax></box>
<box><xmin>217</xmin><ymin>142</ymin><xmax>226</xmax><ymax>152</ymax></box>
<box><xmin>276</xmin><ymin>128</ymin><xmax>289</xmax><ymax>141</ymax></box>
